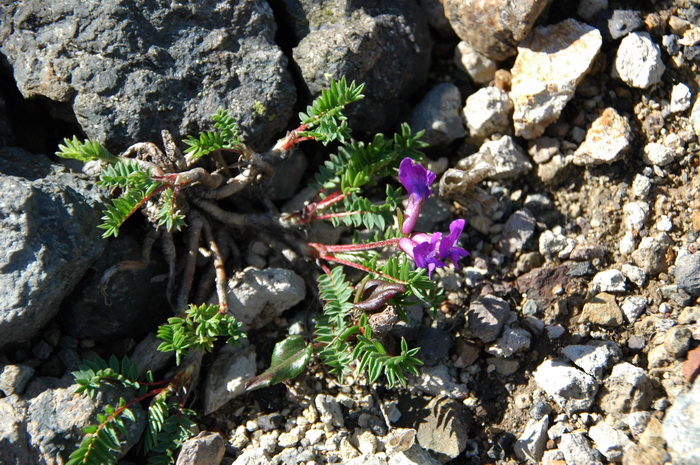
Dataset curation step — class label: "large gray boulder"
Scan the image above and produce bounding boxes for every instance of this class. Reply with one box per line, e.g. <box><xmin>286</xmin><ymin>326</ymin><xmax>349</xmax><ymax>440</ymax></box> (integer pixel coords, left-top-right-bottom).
<box><xmin>0</xmin><ymin>148</ymin><xmax>105</xmax><ymax>349</ymax></box>
<box><xmin>0</xmin><ymin>0</ymin><xmax>295</xmax><ymax>151</ymax></box>
<box><xmin>285</xmin><ymin>0</ymin><xmax>433</xmax><ymax>133</ymax></box>
<box><xmin>0</xmin><ymin>376</ymin><xmax>146</xmax><ymax>465</ymax></box>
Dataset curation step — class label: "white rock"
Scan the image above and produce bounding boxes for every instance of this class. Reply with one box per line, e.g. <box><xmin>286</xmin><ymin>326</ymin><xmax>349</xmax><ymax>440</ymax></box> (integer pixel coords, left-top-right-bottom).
<box><xmin>627</xmin><ymin>411</ymin><xmax>652</xmax><ymax>437</ymax></box>
<box><xmin>643</xmin><ymin>142</ymin><xmax>675</xmax><ymax>166</ymax></box>
<box><xmin>203</xmin><ymin>345</ymin><xmax>256</xmax><ymax>414</ymax></box>
<box><xmin>546</xmin><ymin>325</ymin><xmax>566</xmax><ymax>339</ymax></box>
<box><xmin>613</xmin><ymin>32</ymin><xmax>665</xmax><ymax>88</ymax></box>
<box><xmin>278</xmin><ymin>428</ymin><xmax>302</xmax><ymax>448</ymax></box>
<box><xmin>533</xmin><ymin>360</ymin><xmax>598</xmax><ymax>413</ymax></box>
<box><xmin>691</xmin><ymin>95</ymin><xmax>700</xmax><ymax>137</ymax></box>
<box><xmin>588</xmin><ymin>422</ymin><xmax>631</xmax><ymax>461</ymax></box>
<box><xmin>561</xmin><ymin>341</ymin><xmax>621</xmax><ymax>379</ymax></box>
<box><xmin>384</xmin><ymin>428</ymin><xmax>416</xmax><ymax>455</ymax></box>
<box><xmin>619</xmin><ymin>230</ymin><xmax>638</xmax><ymax>256</ymax></box>
<box><xmin>305</xmin><ymin>429</ymin><xmax>325</xmax><ymax>445</ymax></box>
<box><xmin>670</xmin><ymin>82</ymin><xmax>693</xmax><ymax>113</ymax></box>
<box><xmin>415</xmin><ymin>365</ymin><xmax>469</xmax><ymax>399</ymax></box>
<box><xmin>388</xmin><ymin>444</ymin><xmax>441</xmax><ymax>465</ymax></box>
<box><xmin>559</xmin><ymin>433</ymin><xmax>603</xmax><ymax>465</ymax></box>
<box><xmin>486</xmin><ymin>327</ymin><xmax>532</xmax><ymax>358</ymax></box>
<box><xmin>631</xmin><ymin>173</ymin><xmax>652</xmax><ymax>198</ymax></box>
<box><xmin>514</xmin><ymin>416</ymin><xmax>549</xmax><ymax>462</ymax></box>
<box><xmin>573</xmin><ymin>107</ymin><xmax>632</xmax><ymax>165</ymax></box>
<box><xmin>621</xmin><ymin>264</ymin><xmax>647</xmax><ymax>287</ymax></box>
<box><xmin>511</xmin><ymin>19</ymin><xmax>602</xmax><ymax>139</ymax></box>
<box><xmin>539</xmin><ymin>229</ymin><xmax>568</xmax><ymax>257</ymax></box>
<box><xmin>454</xmin><ymin>40</ymin><xmax>497</xmax><ymax>85</ymax></box>
<box><xmin>593</xmin><ymin>269</ymin><xmax>627</xmax><ymax>293</ymax></box>
<box><xmin>222</xmin><ymin>267</ymin><xmax>305</xmax><ymax>330</ymax></box>
<box><xmin>407</xmin><ymin>83</ymin><xmax>465</xmax><ymax>146</ymax></box>
<box><xmin>655</xmin><ymin>215</ymin><xmax>673</xmax><ymax>232</ymax></box>
<box><xmin>315</xmin><ymin>394</ymin><xmax>345</xmax><ymax>429</ymax></box>
<box><xmin>577</xmin><ymin>0</ymin><xmax>608</xmax><ymax>21</ymax></box>
<box><xmin>623</xmin><ymin>201</ymin><xmax>649</xmax><ymax>231</ymax></box>
<box><xmin>621</xmin><ymin>296</ymin><xmax>647</xmax><ymax>323</ymax></box>
<box><xmin>475</xmin><ymin>136</ymin><xmax>532</xmax><ymax>179</ymax></box>
<box><xmin>463</xmin><ymin>86</ymin><xmax>513</xmax><ymax>140</ymax></box>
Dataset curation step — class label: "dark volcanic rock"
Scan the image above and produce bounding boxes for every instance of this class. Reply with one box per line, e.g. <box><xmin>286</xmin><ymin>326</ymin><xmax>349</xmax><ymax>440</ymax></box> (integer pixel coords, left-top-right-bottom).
<box><xmin>0</xmin><ymin>148</ymin><xmax>105</xmax><ymax>349</ymax></box>
<box><xmin>0</xmin><ymin>0</ymin><xmax>295</xmax><ymax>151</ymax></box>
<box><xmin>288</xmin><ymin>0</ymin><xmax>433</xmax><ymax>133</ymax></box>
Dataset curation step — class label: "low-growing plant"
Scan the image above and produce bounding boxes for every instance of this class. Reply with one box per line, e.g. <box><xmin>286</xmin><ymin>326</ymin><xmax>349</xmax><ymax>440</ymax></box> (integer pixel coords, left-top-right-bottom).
<box><xmin>58</xmin><ymin>77</ymin><xmax>469</xmax><ymax>464</ymax></box>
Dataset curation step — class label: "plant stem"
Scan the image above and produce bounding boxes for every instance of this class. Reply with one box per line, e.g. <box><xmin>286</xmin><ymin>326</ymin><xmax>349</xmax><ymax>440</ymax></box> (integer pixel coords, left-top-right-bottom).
<box><xmin>317</xmin><ymin>253</ymin><xmax>407</xmax><ymax>285</ymax></box>
<box><xmin>309</xmin><ymin>238</ymin><xmax>401</xmax><ymax>254</ymax></box>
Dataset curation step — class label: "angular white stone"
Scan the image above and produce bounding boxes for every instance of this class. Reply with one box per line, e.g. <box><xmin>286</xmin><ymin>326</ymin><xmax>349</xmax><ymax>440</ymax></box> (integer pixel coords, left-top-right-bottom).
<box><xmin>670</xmin><ymin>83</ymin><xmax>693</xmax><ymax>113</ymax></box>
<box><xmin>454</xmin><ymin>40</ymin><xmax>497</xmax><ymax>85</ymax></box>
<box><xmin>533</xmin><ymin>360</ymin><xmax>598</xmax><ymax>412</ymax></box>
<box><xmin>511</xmin><ymin>19</ymin><xmax>602</xmax><ymax>139</ymax></box>
<box><xmin>463</xmin><ymin>86</ymin><xmax>513</xmax><ymax>140</ymax></box>
<box><xmin>613</xmin><ymin>32</ymin><xmax>665</xmax><ymax>88</ymax></box>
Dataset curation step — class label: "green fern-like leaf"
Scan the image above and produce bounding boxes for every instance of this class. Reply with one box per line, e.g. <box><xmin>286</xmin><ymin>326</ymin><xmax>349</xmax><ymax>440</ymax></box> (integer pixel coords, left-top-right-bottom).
<box><xmin>73</xmin><ymin>355</ymin><xmax>143</xmax><ymax>399</ymax></box>
<box><xmin>312</xmin><ymin>124</ymin><xmax>425</xmax><ymax>195</ymax></box>
<box><xmin>298</xmin><ymin>77</ymin><xmax>364</xmax><ymax>145</ymax></box>
<box><xmin>212</xmin><ymin>109</ymin><xmax>241</xmax><ymax>144</ymax></box>
<box><xmin>156</xmin><ymin>188</ymin><xmax>186</xmax><ymax>233</ymax></box>
<box><xmin>314</xmin><ymin>267</ymin><xmax>360</xmax><ymax>378</ymax></box>
<box><xmin>66</xmin><ymin>398</ymin><xmax>135</xmax><ymax>465</ymax></box>
<box><xmin>98</xmin><ymin>161</ymin><xmax>153</xmax><ymax>190</ymax></box>
<box><xmin>56</xmin><ymin>136</ymin><xmax>118</xmax><ymax>163</ymax></box>
<box><xmin>352</xmin><ymin>315</ymin><xmax>422</xmax><ymax>388</ymax></box>
<box><xmin>99</xmin><ymin>181</ymin><xmax>161</xmax><ymax>238</ymax></box>
<box><xmin>141</xmin><ymin>390</ymin><xmax>195</xmax><ymax>465</ymax></box>
<box><xmin>183</xmin><ymin>110</ymin><xmax>243</xmax><ymax>160</ymax></box>
<box><xmin>157</xmin><ymin>304</ymin><xmax>245</xmax><ymax>365</ymax></box>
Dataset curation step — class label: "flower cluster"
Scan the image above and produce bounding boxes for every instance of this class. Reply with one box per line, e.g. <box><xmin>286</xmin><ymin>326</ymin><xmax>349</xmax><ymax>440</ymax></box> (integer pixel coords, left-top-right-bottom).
<box><xmin>398</xmin><ymin>158</ymin><xmax>469</xmax><ymax>278</ymax></box>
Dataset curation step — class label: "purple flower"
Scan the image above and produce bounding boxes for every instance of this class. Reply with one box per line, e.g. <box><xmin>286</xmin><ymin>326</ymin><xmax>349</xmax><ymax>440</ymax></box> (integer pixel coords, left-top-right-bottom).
<box><xmin>438</xmin><ymin>219</ymin><xmax>470</xmax><ymax>268</ymax></box>
<box><xmin>399</xmin><ymin>219</ymin><xmax>469</xmax><ymax>279</ymax></box>
<box><xmin>399</xmin><ymin>233</ymin><xmax>444</xmax><ymax>279</ymax></box>
<box><xmin>398</xmin><ymin>158</ymin><xmax>436</xmax><ymax>235</ymax></box>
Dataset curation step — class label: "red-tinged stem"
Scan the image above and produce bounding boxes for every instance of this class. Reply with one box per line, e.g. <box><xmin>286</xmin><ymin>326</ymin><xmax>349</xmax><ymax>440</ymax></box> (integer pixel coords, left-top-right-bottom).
<box><xmin>315</xmin><ymin>191</ymin><xmax>345</xmax><ymax>210</ymax></box>
<box><xmin>309</xmin><ymin>238</ymin><xmax>401</xmax><ymax>254</ymax></box>
<box><xmin>277</xmin><ymin>124</ymin><xmax>311</xmax><ymax>151</ymax></box>
<box><xmin>318</xmin><ymin>253</ymin><xmax>407</xmax><ymax>285</ymax></box>
<box><xmin>119</xmin><ymin>184</ymin><xmax>171</xmax><ymax>228</ymax></box>
<box><xmin>314</xmin><ymin>210</ymin><xmax>365</xmax><ymax>220</ymax></box>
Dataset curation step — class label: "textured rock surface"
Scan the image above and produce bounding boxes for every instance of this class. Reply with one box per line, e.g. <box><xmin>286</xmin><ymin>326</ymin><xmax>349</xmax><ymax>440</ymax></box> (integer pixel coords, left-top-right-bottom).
<box><xmin>0</xmin><ymin>0</ymin><xmax>295</xmax><ymax>150</ymax></box>
<box><xmin>533</xmin><ymin>359</ymin><xmax>598</xmax><ymax>412</ymax></box>
<box><xmin>290</xmin><ymin>0</ymin><xmax>432</xmax><ymax>133</ymax></box>
<box><xmin>511</xmin><ymin>19</ymin><xmax>602</xmax><ymax>139</ymax></box>
<box><xmin>415</xmin><ymin>396</ymin><xmax>471</xmax><ymax>461</ymax></box>
<box><xmin>463</xmin><ymin>86</ymin><xmax>514</xmax><ymax>141</ymax></box>
<box><xmin>579</xmin><ymin>292</ymin><xmax>625</xmax><ymax>327</ymax></box>
<box><xmin>675</xmin><ymin>249</ymin><xmax>700</xmax><ymax>296</ymax></box>
<box><xmin>513</xmin><ymin>416</ymin><xmax>549</xmax><ymax>462</ymax></box>
<box><xmin>203</xmin><ymin>344</ymin><xmax>256</xmax><ymax>415</ymax></box>
<box><xmin>444</xmin><ymin>0</ymin><xmax>550</xmax><ymax>60</ymax></box>
<box><xmin>0</xmin><ymin>378</ymin><xmax>145</xmax><ymax>464</ymax></box>
<box><xmin>573</xmin><ymin>107</ymin><xmax>632</xmax><ymax>165</ymax></box>
<box><xmin>406</xmin><ymin>83</ymin><xmax>465</xmax><ymax>146</ymax></box>
<box><xmin>454</xmin><ymin>40</ymin><xmax>497</xmax><ymax>85</ymax></box>
<box><xmin>176</xmin><ymin>431</ymin><xmax>226</xmax><ymax>465</ymax></box>
<box><xmin>465</xmin><ymin>295</ymin><xmax>511</xmax><ymax>343</ymax></box>
<box><xmin>613</xmin><ymin>32</ymin><xmax>666</xmax><ymax>89</ymax></box>
<box><xmin>222</xmin><ymin>267</ymin><xmax>305</xmax><ymax>330</ymax></box>
<box><xmin>0</xmin><ymin>148</ymin><xmax>105</xmax><ymax>349</ymax></box>
<box><xmin>499</xmin><ymin>208</ymin><xmax>537</xmax><ymax>256</ymax></box>
<box><xmin>598</xmin><ymin>362</ymin><xmax>655</xmax><ymax>414</ymax></box>
<box><xmin>663</xmin><ymin>377</ymin><xmax>700</xmax><ymax>465</ymax></box>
